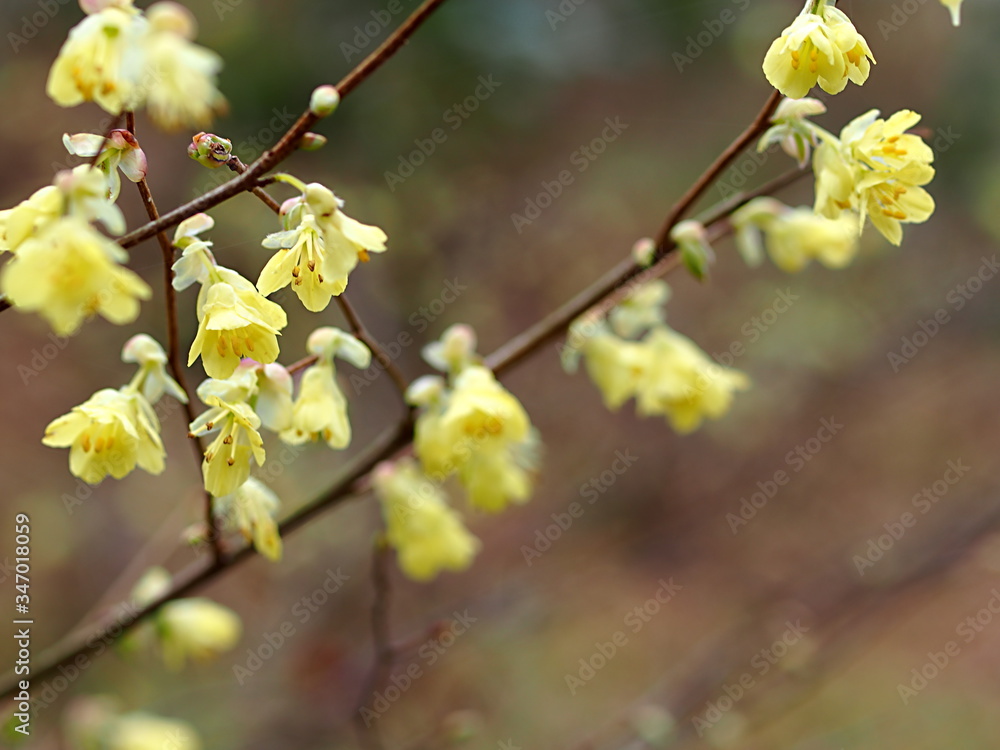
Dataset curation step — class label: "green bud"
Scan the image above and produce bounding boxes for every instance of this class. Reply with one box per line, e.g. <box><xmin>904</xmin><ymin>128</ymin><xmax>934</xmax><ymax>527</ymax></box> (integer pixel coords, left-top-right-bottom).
<box><xmin>298</xmin><ymin>132</ymin><xmax>328</xmax><ymax>151</ymax></box>
<box><xmin>187</xmin><ymin>131</ymin><xmax>232</xmax><ymax>168</ymax></box>
<box><xmin>309</xmin><ymin>85</ymin><xmax>340</xmax><ymax>117</ymax></box>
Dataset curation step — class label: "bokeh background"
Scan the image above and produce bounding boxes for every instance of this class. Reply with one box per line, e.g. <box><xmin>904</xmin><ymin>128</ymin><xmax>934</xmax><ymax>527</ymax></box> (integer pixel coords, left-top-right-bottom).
<box><xmin>2</xmin><ymin>0</ymin><xmax>1000</xmax><ymax>747</ymax></box>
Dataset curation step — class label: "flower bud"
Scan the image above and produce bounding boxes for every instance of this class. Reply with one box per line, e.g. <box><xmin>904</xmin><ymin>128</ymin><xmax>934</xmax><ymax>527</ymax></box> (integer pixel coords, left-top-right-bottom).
<box><xmin>187</xmin><ymin>132</ymin><xmax>232</xmax><ymax>168</ymax></box>
<box><xmin>298</xmin><ymin>132</ymin><xmax>328</xmax><ymax>151</ymax></box>
<box><xmin>309</xmin><ymin>85</ymin><xmax>340</xmax><ymax>117</ymax></box>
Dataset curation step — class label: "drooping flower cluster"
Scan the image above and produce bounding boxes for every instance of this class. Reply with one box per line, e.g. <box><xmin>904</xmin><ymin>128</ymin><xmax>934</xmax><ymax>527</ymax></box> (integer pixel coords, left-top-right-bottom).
<box><xmin>409</xmin><ymin>325</ymin><xmax>539</xmax><ymax>513</ymax></box>
<box><xmin>373</xmin><ymin>459</ymin><xmax>481</xmax><ymax>581</ymax></box>
<box><xmin>812</xmin><ymin>109</ymin><xmax>936</xmax><ymax>246</ymax></box>
<box><xmin>47</xmin><ymin>0</ymin><xmax>226</xmax><ymax>130</ymax></box>
<box><xmin>215</xmin><ymin>477</ymin><xmax>283</xmax><ymax>561</ymax></box>
<box><xmin>42</xmin><ymin>335</ymin><xmax>181</xmax><ymax>484</ymax></box>
<box><xmin>257</xmin><ymin>178</ymin><xmax>388</xmax><ymax>312</ymax></box>
<box><xmin>762</xmin><ymin>0</ymin><xmax>875</xmax><ymax>99</ymax></box>
<box><xmin>126</xmin><ymin>567</ymin><xmax>242</xmax><ymax>670</ymax></box>
<box><xmin>0</xmin><ymin>166</ymin><xmax>150</xmax><ymax>335</ymax></box>
<box><xmin>564</xmin><ymin>281</ymin><xmax>750</xmax><ymax>434</ymax></box>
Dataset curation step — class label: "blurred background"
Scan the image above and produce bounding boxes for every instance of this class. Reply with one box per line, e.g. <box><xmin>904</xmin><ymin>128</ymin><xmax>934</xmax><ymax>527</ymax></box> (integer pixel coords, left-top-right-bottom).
<box><xmin>2</xmin><ymin>0</ymin><xmax>1000</xmax><ymax>747</ymax></box>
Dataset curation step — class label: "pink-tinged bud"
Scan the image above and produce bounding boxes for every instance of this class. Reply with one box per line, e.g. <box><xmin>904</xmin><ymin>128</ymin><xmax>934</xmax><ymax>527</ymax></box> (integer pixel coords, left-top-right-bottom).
<box><xmin>187</xmin><ymin>132</ymin><xmax>232</xmax><ymax>168</ymax></box>
<box><xmin>309</xmin><ymin>86</ymin><xmax>340</xmax><ymax>117</ymax></box>
<box><xmin>298</xmin><ymin>132</ymin><xmax>328</xmax><ymax>151</ymax></box>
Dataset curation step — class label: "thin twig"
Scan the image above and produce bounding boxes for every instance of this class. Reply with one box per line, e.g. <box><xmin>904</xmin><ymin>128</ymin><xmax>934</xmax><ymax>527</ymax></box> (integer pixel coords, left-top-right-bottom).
<box><xmin>116</xmin><ymin>0</ymin><xmax>452</xmax><ymax>251</ymax></box>
<box><xmin>0</xmin><ymin>92</ymin><xmax>796</xmax><ymax>703</ymax></box>
<box><xmin>126</xmin><ymin>111</ymin><xmax>224</xmax><ymax>564</ymax></box>
<box><xmin>353</xmin><ymin>541</ymin><xmax>395</xmax><ymax>750</ymax></box>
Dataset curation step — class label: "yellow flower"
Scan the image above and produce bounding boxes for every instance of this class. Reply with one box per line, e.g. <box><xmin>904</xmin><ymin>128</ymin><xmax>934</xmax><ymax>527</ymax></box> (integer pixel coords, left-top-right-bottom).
<box><xmin>140</xmin><ymin>2</ymin><xmax>227</xmax><ymax>130</ymax></box>
<box><xmin>257</xmin><ymin>214</ymin><xmax>351</xmax><ymax>312</ymax></box>
<box><xmin>635</xmin><ymin>327</ymin><xmax>750</xmax><ymax>434</ymax></box>
<box><xmin>609</xmin><ymin>280</ymin><xmax>670</xmax><ymax>338</ymax></box>
<box><xmin>762</xmin><ymin>2</ymin><xmax>874</xmax><ymax>99</ymax></box>
<box><xmin>42</xmin><ymin>387</ymin><xmax>164</xmax><ymax>484</ymax></box>
<box><xmin>733</xmin><ymin>198</ymin><xmax>860</xmax><ymax>272</ymax></box>
<box><xmin>189</xmin><ymin>391</ymin><xmax>266</xmax><ymax>497</ymax></box>
<box><xmin>579</xmin><ymin>331</ymin><xmax>653</xmax><ymax>410</ymax></box>
<box><xmin>1</xmin><ymin>217</ymin><xmax>149</xmax><ymax>335</ymax></box>
<box><xmin>814</xmin><ymin>110</ymin><xmax>936</xmax><ymax>246</ymax></box>
<box><xmin>258</xmin><ymin>184</ymin><xmax>388</xmax><ymax>309</ymax></box>
<box><xmin>65</xmin><ymin>697</ymin><xmax>201</xmax><ymax>750</ymax></box>
<box><xmin>156</xmin><ymin>598</ymin><xmax>242</xmax><ymax>669</ymax></box>
<box><xmin>374</xmin><ymin>459</ymin><xmax>480</xmax><ymax>582</ymax></box>
<box><xmin>412</xmin><ymin>365</ymin><xmax>535</xmax><ymax>512</ymax></box>
<box><xmin>280</xmin><ymin>327</ymin><xmax>370</xmax><ymax>449</ymax></box>
<box><xmin>122</xmin><ymin>333</ymin><xmax>187</xmax><ymax>404</ymax></box>
<box><xmin>188</xmin><ymin>278</ymin><xmax>287</xmax><ymax>379</ymax></box>
<box><xmin>940</xmin><ymin>0</ymin><xmax>963</xmax><ymax>25</ymax></box>
<box><xmin>46</xmin><ymin>3</ymin><xmax>142</xmax><ymax>114</ymax></box>
<box><xmin>63</xmin><ymin>130</ymin><xmax>147</xmax><ymax>202</ymax></box>
<box><xmin>0</xmin><ymin>185</ymin><xmax>62</xmax><ymax>253</ymax></box>
<box><xmin>215</xmin><ymin>477</ymin><xmax>282</xmax><ymax>561</ymax></box>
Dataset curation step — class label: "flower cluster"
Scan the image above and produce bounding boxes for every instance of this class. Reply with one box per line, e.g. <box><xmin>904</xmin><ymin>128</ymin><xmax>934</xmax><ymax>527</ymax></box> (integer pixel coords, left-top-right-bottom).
<box><xmin>372</xmin><ymin>325</ymin><xmax>540</xmax><ymax>581</ymax></box>
<box><xmin>0</xmin><ymin>166</ymin><xmax>149</xmax><ymax>335</ymax></box>
<box><xmin>47</xmin><ymin>0</ymin><xmax>226</xmax><ymax>130</ymax></box>
<box><xmin>563</xmin><ymin>281</ymin><xmax>750</xmax><ymax>434</ymax></box>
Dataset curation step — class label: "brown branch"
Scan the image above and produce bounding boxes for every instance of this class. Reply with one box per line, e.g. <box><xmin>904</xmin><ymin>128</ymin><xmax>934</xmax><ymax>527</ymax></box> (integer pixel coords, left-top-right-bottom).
<box><xmin>0</xmin><ymin>93</ymin><xmax>797</xmax><ymax>704</ymax></box>
<box><xmin>126</xmin><ymin>111</ymin><xmax>224</xmax><ymax>564</ymax></box>
<box><xmin>116</xmin><ymin>0</ymin><xmax>453</xmax><ymax>251</ymax></box>
<box><xmin>353</xmin><ymin>541</ymin><xmax>395</xmax><ymax>750</ymax></box>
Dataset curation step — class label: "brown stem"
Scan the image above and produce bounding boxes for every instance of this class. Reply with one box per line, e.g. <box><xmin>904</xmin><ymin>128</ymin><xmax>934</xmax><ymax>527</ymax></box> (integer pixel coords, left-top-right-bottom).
<box><xmin>116</xmin><ymin>0</ymin><xmax>453</xmax><ymax>251</ymax></box>
<box><xmin>353</xmin><ymin>542</ymin><xmax>395</xmax><ymax>750</ymax></box>
<box><xmin>0</xmin><ymin>99</ymin><xmax>801</xmax><ymax>703</ymax></box>
<box><xmin>127</xmin><ymin>113</ymin><xmax>224</xmax><ymax>564</ymax></box>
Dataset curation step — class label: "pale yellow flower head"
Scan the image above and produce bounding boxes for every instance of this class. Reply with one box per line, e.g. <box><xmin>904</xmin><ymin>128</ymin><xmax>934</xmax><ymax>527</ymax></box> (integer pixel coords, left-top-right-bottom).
<box><xmin>46</xmin><ymin>2</ymin><xmax>143</xmax><ymax>114</ymax></box>
<box><xmin>578</xmin><ymin>329</ymin><xmax>654</xmax><ymax>410</ymax></box>
<box><xmin>814</xmin><ymin>109</ymin><xmax>936</xmax><ymax>245</ymax></box>
<box><xmin>42</xmin><ymin>387</ymin><xmax>164</xmax><ymax>484</ymax></box>
<box><xmin>189</xmin><ymin>382</ymin><xmax>266</xmax><ymax>497</ymax></box>
<box><xmin>141</xmin><ymin>2</ymin><xmax>227</xmax><ymax>130</ymax></box>
<box><xmin>215</xmin><ymin>477</ymin><xmax>283</xmax><ymax>561</ymax></box>
<box><xmin>374</xmin><ymin>459</ymin><xmax>480</xmax><ymax>581</ymax></box>
<box><xmin>280</xmin><ymin>328</ymin><xmax>369</xmax><ymax>449</ymax></box>
<box><xmin>65</xmin><ymin>697</ymin><xmax>201</xmax><ymax>750</ymax></box>
<box><xmin>0</xmin><ymin>185</ymin><xmax>62</xmax><ymax>254</ymax></box>
<box><xmin>1</xmin><ymin>216</ymin><xmax>150</xmax><ymax>336</ymax></box>
<box><xmin>733</xmin><ymin>198</ymin><xmax>860</xmax><ymax>272</ymax></box>
<box><xmin>635</xmin><ymin>328</ymin><xmax>750</xmax><ymax>434</ymax></box>
<box><xmin>63</xmin><ymin>130</ymin><xmax>147</xmax><ymax>202</ymax></box>
<box><xmin>762</xmin><ymin>2</ymin><xmax>875</xmax><ymax>99</ymax></box>
<box><xmin>257</xmin><ymin>182</ymin><xmax>388</xmax><ymax>310</ymax></box>
<box><xmin>157</xmin><ymin>597</ymin><xmax>242</xmax><ymax>669</ymax></box>
<box><xmin>122</xmin><ymin>333</ymin><xmax>187</xmax><ymax>404</ymax></box>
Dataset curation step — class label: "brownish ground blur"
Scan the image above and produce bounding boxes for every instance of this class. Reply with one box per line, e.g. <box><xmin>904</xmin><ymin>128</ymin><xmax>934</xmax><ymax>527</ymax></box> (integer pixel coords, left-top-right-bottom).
<box><xmin>2</xmin><ymin>0</ymin><xmax>1000</xmax><ymax>748</ymax></box>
